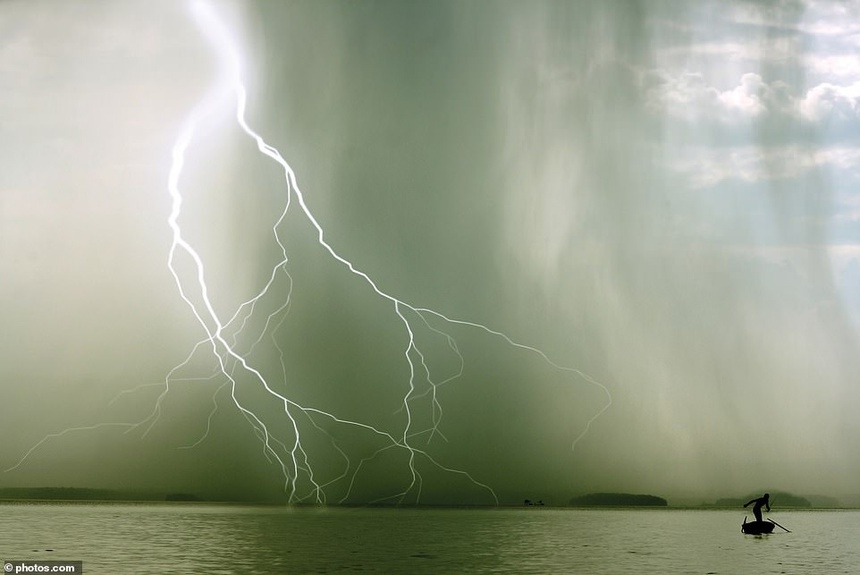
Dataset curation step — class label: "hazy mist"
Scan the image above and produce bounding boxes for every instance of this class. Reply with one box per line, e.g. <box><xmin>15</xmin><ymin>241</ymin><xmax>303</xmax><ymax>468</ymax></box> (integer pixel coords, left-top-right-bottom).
<box><xmin>2</xmin><ymin>0</ymin><xmax>859</xmax><ymax>505</ymax></box>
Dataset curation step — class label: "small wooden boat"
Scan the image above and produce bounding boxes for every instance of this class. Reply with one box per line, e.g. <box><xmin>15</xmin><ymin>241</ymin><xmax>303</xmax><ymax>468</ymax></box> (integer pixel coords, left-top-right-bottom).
<box><xmin>741</xmin><ymin>518</ymin><xmax>775</xmax><ymax>534</ymax></box>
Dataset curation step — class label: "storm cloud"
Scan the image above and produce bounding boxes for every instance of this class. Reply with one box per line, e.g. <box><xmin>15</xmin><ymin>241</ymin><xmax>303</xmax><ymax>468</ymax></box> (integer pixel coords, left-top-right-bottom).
<box><xmin>2</xmin><ymin>0</ymin><xmax>859</xmax><ymax>505</ymax></box>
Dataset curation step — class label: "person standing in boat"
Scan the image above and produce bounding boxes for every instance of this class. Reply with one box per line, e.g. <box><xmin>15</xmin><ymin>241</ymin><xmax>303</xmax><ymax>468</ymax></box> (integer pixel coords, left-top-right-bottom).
<box><xmin>744</xmin><ymin>493</ymin><xmax>770</xmax><ymax>522</ymax></box>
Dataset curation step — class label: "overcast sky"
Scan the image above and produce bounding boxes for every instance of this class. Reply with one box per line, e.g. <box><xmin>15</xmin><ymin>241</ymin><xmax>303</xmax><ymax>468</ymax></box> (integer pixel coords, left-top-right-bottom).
<box><xmin>2</xmin><ymin>0</ymin><xmax>859</xmax><ymax>505</ymax></box>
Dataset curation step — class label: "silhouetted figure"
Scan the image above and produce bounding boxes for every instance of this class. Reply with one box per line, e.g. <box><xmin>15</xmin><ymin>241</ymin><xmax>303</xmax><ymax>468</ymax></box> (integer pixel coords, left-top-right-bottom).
<box><xmin>744</xmin><ymin>493</ymin><xmax>770</xmax><ymax>522</ymax></box>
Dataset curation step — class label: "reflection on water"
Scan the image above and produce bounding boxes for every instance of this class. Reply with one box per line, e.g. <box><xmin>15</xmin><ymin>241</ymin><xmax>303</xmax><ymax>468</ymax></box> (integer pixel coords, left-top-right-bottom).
<box><xmin>0</xmin><ymin>504</ymin><xmax>858</xmax><ymax>574</ymax></box>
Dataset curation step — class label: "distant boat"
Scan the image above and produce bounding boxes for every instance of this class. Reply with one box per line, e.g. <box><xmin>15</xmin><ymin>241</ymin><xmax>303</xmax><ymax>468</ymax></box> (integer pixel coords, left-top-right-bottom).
<box><xmin>741</xmin><ymin>518</ymin><xmax>776</xmax><ymax>534</ymax></box>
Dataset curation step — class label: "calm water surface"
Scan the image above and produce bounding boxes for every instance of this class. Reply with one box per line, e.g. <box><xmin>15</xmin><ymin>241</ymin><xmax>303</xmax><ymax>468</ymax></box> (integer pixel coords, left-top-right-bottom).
<box><xmin>1</xmin><ymin>504</ymin><xmax>858</xmax><ymax>574</ymax></box>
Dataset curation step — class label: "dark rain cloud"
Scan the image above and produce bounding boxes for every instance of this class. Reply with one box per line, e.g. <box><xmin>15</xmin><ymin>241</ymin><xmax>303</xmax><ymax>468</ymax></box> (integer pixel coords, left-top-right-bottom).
<box><xmin>2</xmin><ymin>0</ymin><xmax>859</xmax><ymax>504</ymax></box>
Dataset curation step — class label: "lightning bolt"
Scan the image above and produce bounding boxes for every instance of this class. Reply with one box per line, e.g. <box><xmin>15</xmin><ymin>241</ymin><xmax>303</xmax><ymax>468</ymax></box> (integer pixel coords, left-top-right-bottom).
<box><xmin>5</xmin><ymin>0</ymin><xmax>611</xmax><ymax>505</ymax></box>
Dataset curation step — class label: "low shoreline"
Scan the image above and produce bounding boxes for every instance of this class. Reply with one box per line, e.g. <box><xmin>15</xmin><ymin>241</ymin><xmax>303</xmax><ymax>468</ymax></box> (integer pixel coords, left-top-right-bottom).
<box><xmin>1</xmin><ymin>499</ymin><xmax>857</xmax><ymax>510</ymax></box>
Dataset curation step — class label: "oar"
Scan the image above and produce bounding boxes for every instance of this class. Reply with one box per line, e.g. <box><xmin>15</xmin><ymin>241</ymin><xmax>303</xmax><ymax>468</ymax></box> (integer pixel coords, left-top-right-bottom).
<box><xmin>764</xmin><ymin>497</ymin><xmax>790</xmax><ymax>532</ymax></box>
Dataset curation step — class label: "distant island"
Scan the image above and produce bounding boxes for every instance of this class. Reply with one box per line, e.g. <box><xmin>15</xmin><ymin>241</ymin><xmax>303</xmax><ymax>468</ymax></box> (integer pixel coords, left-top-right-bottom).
<box><xmin>0</xmin><ymin>487</ymin><xmax>126</xmax><ymax>501</ymax></box>
<box><xmin>0</xmin><ymin>487</ymin><xmax>201</xmax><ymax>503</ymax></box>
<box><xmin>569</xmin><ymin>493</ymin><xmax>668</xmax><ymax>507</ymax></box>
<box><xmin>165</xmin><ymin>493</ymin><xmax>202</xmax><ymax>502</ymax></box>
<box><xmin>709</xmin><ymin>491</ymin><xmax>824</xmax><ymax>508</ymax></box>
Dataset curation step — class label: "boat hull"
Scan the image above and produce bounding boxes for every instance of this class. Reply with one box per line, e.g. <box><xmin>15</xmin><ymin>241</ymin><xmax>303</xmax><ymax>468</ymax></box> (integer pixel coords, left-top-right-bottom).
<box><xmin>742</xmin><ymin>520</ymin><xmax>775</xmax><ymax>534</ymax></box>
